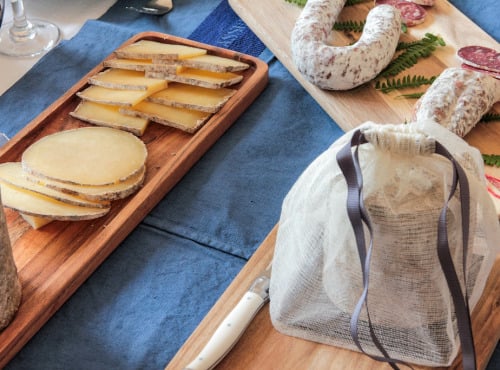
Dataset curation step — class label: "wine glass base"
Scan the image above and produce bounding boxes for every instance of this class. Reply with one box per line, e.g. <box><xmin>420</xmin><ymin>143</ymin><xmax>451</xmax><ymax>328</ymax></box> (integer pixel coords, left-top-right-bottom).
<box><xmin>0</xmin><ymin>19</ymin><xmax>61</xmax><ymax>57</ymax></box>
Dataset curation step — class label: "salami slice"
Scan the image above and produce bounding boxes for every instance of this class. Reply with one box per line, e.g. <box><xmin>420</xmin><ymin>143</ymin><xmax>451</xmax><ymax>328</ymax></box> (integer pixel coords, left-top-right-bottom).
<box><xmin>457</xmin><ymin>45</ymin><xmax>500</xmax><ymax>74</ymax></box>
<box><xmin>375</xmin><ymin>0</ymin><xmax>426</xmax><ymax>26</ymax></box>
<box><xmin>461</xmin><ymin>63</ymin><xmax>500</xmax><ymax>80</ymax></box>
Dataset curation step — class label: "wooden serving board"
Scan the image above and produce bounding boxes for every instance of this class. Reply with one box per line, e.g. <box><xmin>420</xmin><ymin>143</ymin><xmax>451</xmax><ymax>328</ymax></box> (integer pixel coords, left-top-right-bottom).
<box><xmin>166</xmin><ymin>2</ymin><xmax>500</xmax><ymax>369</ymax></box>
<box><xmin>0</xmin><ymin>31</ymin><xmax>268</xmax><ymax>368</ymax></box>
<box><xmin>166</xmin><ymin>227</ymin><xmax>500</xmax><ymax>370</ymax></box>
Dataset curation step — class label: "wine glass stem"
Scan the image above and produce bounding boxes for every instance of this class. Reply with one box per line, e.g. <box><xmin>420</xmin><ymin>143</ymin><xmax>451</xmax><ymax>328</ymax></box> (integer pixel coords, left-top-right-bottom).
<box><xmin>9</xmin><ymin>0</ymin><xmax>35</xmax><ymax>42</ymax></box>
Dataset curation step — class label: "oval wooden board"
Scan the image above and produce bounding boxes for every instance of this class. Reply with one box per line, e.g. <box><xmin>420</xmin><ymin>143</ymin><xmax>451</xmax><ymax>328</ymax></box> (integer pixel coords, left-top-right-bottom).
<box><xmin>0</xmin><ymin>31</ymin><xmax>268</xmax><ymax>368</ymax></box>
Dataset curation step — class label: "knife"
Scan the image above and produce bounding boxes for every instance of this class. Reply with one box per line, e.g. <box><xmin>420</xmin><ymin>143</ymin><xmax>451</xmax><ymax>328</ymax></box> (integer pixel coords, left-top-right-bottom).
<box><xmin>183</xmin><ymin>262</ymin><xmax>272</xmax><ymax>370</ymax></box>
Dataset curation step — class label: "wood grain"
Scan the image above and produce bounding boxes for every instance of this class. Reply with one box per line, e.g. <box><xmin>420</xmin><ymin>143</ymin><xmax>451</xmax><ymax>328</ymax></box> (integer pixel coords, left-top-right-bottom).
<box><xmin>0</xmin><ymin>31</ymin><xmax>268</xmax><ymax>368</ymax></box>
<box><xmin>166</xmin><ymin>227</ymin><xmax>500</xmax><ymax>370</ymax></box>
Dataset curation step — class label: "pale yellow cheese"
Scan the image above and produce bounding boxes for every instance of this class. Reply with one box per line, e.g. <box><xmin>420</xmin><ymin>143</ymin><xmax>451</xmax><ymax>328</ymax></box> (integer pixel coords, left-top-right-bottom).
<box><xmin>22</xmin><ymin>127</ymin><xmax>148</xmax><ymax>186</ymax></box>
<box><xmin>0</xmin><ymin>162</ymin><xmax>110</xmax><ymax>209</ymax></box>
<box><xmin>77</xmin><ymin>85</ymin><xmax>157</xmax><ymax>107</ymax></box>
<box><xmin>103</xmin><ymin>58</ymin><xmax>177</xmax><ymax>73</ymax></box>
<box><xmin>29</xmin><ymin>166</ymin><xmax>146</xmax><ymax>202</ymax></box>
<box><xmin>145</xmin><ymin>68</ymin><xmax>243</xmax><ymax>89</ymax></box>
<box><xmin>147</xmin><ymin>83</ymin><xmax>236</xmax><ymax>113</ymax></box>
<box><xmin>115</xmin><ymin>40</ymin><xmax>207</xmax><ymax>60</ymax></box>
<box><xmin>120</xmin><ymin>101</ymin><xmax>211</xmax><ymax>134</ymax></box>
<box><xmin>0</xmin><ymin>181</ymin><xmax>110</xmax><ymax>221</ymax></box>
<box><xmin>70</xmin><ymin>101</ymin><xmax>149</xmax><ymax>136</ymax></box>
<box><xmin>88</xmin><ymin>69</ymin><xmax>168</xmax><ymax>91</ymax></box>
<box><xmin>20</xmin><ymin>214</ymin><xmax>53</xmax><ymax>229</ymax></box>
<box><xmin>166</xmin><ymin>54</ymin><xmax>250</xmax><ymax>72</ymax></box>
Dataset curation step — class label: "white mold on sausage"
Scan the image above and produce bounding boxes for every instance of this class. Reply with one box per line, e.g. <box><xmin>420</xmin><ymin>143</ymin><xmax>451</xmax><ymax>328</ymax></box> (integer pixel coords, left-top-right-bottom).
<box><xmin>412</xmin><ymin>67</ymin><xmax>500</xmax><ymax>137</ymax></box>
<box><xmin>290</xmin><ymin>1</ymin><xmax>402</xmax><ymax>90</ymax></box>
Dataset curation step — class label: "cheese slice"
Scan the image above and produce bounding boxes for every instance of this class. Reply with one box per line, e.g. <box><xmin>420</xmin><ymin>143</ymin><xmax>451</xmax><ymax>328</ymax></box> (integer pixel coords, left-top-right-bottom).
<box><xmin>0</xmin><ymin>162</ymin><xmax>110</xmax><ymax>208</ymax></box>
<box><xmin>147</xmin><ymin>83</ymin><xmax>236</xmax><ymax>113</ymax></box>
<box><xmin>115</xmin><ymin>40</ymin><xmax>207</xmax><ymax>60</ymax></box>
<box><xmin>103</xmin><ymin>58</ymin><xmax>177</xmax><ymax>73</ymax></box>
<box><xmin>146</xmin><ymin>68</ymin><xmax>243</xmax><ymax>89</ymax></box>
<box><xmin>164</xmin><ymin>54</ymin><xmax>250</xmax><ymax>73</ymax></box>
<box><xmin>0</xmin><ymin>181</ymin><xmax>110</xmax><ymax>221</ymax></box>
<box><xmin>22</xmin><ymin>127</ymin><xmax>148</xmax><ymax>186</ymax></box>
<box><xmin>70</xmin><ymin>101</ymin><xmax>149</xmax><ymax>136</ymax></box>
<box><xmin>29</xmin><ymin>166</ymin><xmax>146</xmax><ymax>202</ymax></box>
<box><xmin>20</xmin><ymin>213</ymin><xmax>53</xmax><ymax>229</ymax></box>
<box><xmin>120</xmin><ymin>101</ymin><xmax>212</xmax><ymax>134</ymax></box>
<box><xmin>88</xmin><ymin>69</ymin><xmax>168</xmax><ymax>91</ymax></box>
<box><xmin>77</xmin><ymin>85</ymin><xmax>158</xmax><ymax>107</ymax></box>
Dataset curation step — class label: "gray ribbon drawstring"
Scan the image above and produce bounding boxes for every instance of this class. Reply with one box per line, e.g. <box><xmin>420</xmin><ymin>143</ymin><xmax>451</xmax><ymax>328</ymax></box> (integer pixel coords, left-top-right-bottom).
<box><xmin>336</xmin><ymin>129</ymin><xmax>475</xmax><ymax>370</ymax></box>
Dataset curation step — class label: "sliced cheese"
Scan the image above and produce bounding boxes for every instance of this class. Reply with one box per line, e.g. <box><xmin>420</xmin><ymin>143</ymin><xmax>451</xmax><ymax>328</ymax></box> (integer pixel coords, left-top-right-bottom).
<box><xmin>70</xmin><ymin>101</ymin><xmax>149</xmax><ymax>136</ymax></box>
<box><xmin>77</xmin><ymin>85</ymin><xmax>156</xmax><ymax>107</ymax></box>
<box><xmin>88</xmin><ymin>69</ymin><xmax>168</xmax><ymax>91</ymax></box>
<box><xmin>29</xmin><ymin>166</ymin><xmax>146</xmax><ymax>202</ymax></box>
<box><xmin>0</xmin><ymin>181</ymin><xmax>109</xmax><ymax>221</ymax></box>
<box><xmin>20</xmin><ymin>213</ymin><xmax>53</xmax><ymax>229</ymax></box>
<box><xmin>22</xmin><ymin>127</ymin><xmax>147</xmax><ymax>186</ymax></box>
<box><xmin>115</xmin><ymin>40</ymin><xmax>207</xmax><ymax>60</ymax></box>
<box><xmin>120</xmin><ymin>101</ymin><xmax>211</xmax><ymax>134</ymax></box>
<box><xmin>103</xmin><ymin>58</ymin><xmax>177</xmax><ymax>73</ymax></box>
<box><xmin>0</xmin><ymin>162</ymin><xmax>109</xmax><ymax>208</ymax></box>
<box><xmin>165</xmin><ymin>54</ymin><xmax>250</xmax><ymax>73</ymax></box>
<box><xmin>146</xmin><ymin>68</ymin><xmax>243</xmax><ymax>89</ymax></box>
<box><xmin>147</xmin><ymin>83</ymin><xmax>236</xmax><ymax>113</ymax></box>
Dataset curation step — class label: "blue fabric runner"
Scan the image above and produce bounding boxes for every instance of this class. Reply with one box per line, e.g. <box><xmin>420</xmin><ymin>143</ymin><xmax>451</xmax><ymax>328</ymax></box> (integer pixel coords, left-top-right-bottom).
<box><xmin>2</xmin><ymin>0</ymin><xmax>499</xmax><ymax>369</ymax></box>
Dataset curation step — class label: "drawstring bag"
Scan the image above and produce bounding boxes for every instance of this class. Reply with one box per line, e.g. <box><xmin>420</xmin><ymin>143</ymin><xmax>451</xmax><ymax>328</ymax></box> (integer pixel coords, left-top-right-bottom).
<box><xmin>269</xmin><ymin>120</ymin><xmax>499</xmax><ymax>368</ymax></box>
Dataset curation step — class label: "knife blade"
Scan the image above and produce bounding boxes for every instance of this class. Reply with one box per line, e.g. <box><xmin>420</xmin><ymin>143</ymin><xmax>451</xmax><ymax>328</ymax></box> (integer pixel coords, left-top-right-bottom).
<box><xmin>183</xmin><ymin>262</ymin><xmax>272</xmax><ymax>370</ymax></box>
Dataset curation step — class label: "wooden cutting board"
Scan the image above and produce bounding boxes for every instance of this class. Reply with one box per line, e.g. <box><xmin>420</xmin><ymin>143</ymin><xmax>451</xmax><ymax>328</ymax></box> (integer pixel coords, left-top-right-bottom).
<box><xmin>0</xmin><ymin>31</ymin><xmax>268</xmax><ymax>368</ymax></box>
<box><xmin>166</xmin><ymin>1</ymin><xmax>500</xmax><ymax>369</ymax></box>
<box><xmin>166</xmin><ymin>227</ymin><xmax>500</xmax><ymax>370</ymax></box>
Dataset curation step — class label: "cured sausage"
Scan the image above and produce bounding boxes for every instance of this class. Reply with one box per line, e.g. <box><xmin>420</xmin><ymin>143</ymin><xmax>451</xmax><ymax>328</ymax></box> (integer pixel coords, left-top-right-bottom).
<box><xmin>291</xmin><ymin>1</ymin><xmax>402</xmax><ymax>90</ymax></box>
<box><xmin>375</xmin><ymin>0</ymin><xmax>427</xmax><ymax>26</ymax></box>
<box><xmin>461</xmin><ymin>63</ymin><xmax>500</xmax><ymax>80</ymax></box>
<box><xmin>457</xmin><ymin>45</ymin><xmax>500</xmax><ymax>74</ymax></box>
<box><xmin>412</xmin><ymin>67</ymin><xmax>500</xmax><ymax>137</ymax></box>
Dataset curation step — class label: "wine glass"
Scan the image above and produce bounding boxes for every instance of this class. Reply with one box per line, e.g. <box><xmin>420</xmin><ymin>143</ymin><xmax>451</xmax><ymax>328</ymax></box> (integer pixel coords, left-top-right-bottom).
<box><xmin>0</xmin><ymin>0</ymin><xmax>60</xmax><ymax>57</ymax></box>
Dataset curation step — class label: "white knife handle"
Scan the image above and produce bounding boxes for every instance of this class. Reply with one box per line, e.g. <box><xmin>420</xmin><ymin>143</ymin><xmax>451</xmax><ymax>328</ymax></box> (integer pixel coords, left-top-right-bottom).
<box><xmin>183</xmin><ymin>291</ymin><xmax>266</xmax><ymax>370</ymax></box>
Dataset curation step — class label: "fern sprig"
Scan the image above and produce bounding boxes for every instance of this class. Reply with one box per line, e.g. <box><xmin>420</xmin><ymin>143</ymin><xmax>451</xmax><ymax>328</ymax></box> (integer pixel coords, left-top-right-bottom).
<box><xmin>482</xmin><ymin>154</ymin><xmax>500</xmax><ymax>167</ymax></box>
<box><xmin>480</xmin><ymin>113</ymin><xmax>500</xmax><ymax>123</ymax></box>
<box><xmin>375</xmin><ymin>74</ymin><xmax>437</xmax><ymax>93</ymax></box>
<box><xmin>333</xmin><ymin>20</ymin><xmax>366</xmax><ymax>32</ymax></box>
<box><xmin>284</xmin><ymin>0</ymin><xmax>307</xmax><ymax>6</ymax></box>
<box><xmin>379</xmin><ymin>33</ymin><xmax>446</xmax><ymax>78</ymax></box>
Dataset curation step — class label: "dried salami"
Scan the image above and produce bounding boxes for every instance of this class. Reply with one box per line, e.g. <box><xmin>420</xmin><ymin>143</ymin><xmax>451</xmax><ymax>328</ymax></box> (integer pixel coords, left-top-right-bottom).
<box><xmin>461</xmin><ymin>63</ymin><xmax>500</xmax><ymax>80</ymax></box>
<box><xmin>375</xmin><ymin>0</ymin><xmax>426</xmax><ymax>26</ymax></box>
<box><xmin>457</xmin><ymin>45</ymin><xmax>500</xmax><ymax>74</ymax></box>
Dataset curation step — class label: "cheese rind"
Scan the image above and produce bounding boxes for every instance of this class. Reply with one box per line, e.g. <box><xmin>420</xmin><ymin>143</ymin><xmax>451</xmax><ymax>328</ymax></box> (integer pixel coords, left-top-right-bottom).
<box><xmin>29</xmin><ymin>166</ymin><xmax>146</xmax><ymax>202</ymax></box>
<box><xmin>147</xmin><ymin>83</ymin><xmax>236</xmax><ymax>113</ymax></box>
<box><xmin>163</xmin><ymin>54</ymin><xmax>250</xmax><ymax>72</ymax></box>
<box><xmin>22</xmin><ymin>127</ymin><xmax>148</xmax><ymax>186</ymax></box>
<box><xmin>88</xmin><ymin>69</ymin><xmax>168</xmax><ymax>91</ymax></box>
<box><xmin>120</xmin><ymin>101</ymin><xmax>211</xmax><ymax>133</ymax></box>
<box><xmin>115</xmin><ymin>40</ymin><xmax>207</xmax><ymax>60</ymax></box>
<box><xmin>70</xmin><ymin>101</ymin><xmax>149</xmax><ymax>136</ymax></box>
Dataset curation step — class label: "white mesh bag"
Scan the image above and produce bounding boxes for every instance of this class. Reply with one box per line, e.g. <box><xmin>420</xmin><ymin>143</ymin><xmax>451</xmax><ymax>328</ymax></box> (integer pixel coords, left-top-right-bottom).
<box><xmin>269</xmin><ymin>120</ymin><xmax>499</xmax><ymax>368</ymax></box>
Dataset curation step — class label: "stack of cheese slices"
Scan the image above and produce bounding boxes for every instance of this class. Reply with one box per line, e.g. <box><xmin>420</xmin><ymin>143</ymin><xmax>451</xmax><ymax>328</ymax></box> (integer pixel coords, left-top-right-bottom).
<box><xmin>0</xmin><ymin>127</ymin><xmax>147</xmax><ymax>229</ymax></box>
<box><xmin>71</xmin><ymin>40</ymin><xmax>250</xmax><ymax>135</ymax></box>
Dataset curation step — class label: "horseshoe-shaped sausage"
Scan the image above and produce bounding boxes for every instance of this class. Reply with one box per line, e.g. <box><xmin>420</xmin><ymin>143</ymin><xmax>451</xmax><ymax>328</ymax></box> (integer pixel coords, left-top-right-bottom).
<box><xmin>291</xmin><ymin>1</ymin><xmax>402</xmax><ymax>90</ymax></box>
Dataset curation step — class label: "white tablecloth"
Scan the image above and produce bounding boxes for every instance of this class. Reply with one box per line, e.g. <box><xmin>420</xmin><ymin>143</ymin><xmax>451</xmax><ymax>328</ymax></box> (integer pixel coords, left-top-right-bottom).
<box><xmin>0</xmin><ymin>0</ymin><xmax>116</xmax><ymax>96</ymax></box>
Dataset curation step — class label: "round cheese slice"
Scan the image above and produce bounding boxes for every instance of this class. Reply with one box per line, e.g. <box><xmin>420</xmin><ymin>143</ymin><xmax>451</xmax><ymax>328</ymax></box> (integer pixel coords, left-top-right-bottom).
<box><xmin>22</xmin><ymin>127</ymin><xmax>147</xmax><ymax>186</ymax></box>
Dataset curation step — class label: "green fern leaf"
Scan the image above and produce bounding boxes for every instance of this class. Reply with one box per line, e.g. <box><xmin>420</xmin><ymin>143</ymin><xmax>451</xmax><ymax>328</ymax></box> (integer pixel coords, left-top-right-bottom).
<box><xmin>480</xmin><ymin>113</ymin><xmax>500</xmax><ymax>123</ymax></box>
<box><xmin>482</xmin><ymin>154</ymin><xmax>500</xmax><ymax>167</ymax></box>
